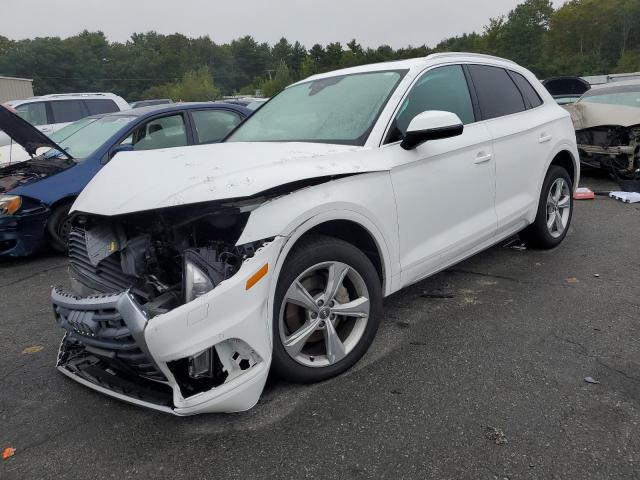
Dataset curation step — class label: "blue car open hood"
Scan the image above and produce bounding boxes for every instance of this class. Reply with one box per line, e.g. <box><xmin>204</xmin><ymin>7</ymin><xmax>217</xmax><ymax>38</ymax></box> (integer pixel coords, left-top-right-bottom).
<box><xmin>0</xmin><ymin>105</ymin><xmax>72</xmax><ymax>158</ymax></box>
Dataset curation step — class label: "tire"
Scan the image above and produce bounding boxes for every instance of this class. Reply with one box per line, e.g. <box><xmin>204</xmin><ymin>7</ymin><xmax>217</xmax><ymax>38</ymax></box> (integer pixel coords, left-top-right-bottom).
<box><xmin>46</xmin><ymin>202</ymin><xmax>74</xmax><ymax>253</ymax></box>
<box><xmin>520</xmin><ymin>166</ymin><xmax>573</xmax><ymax>249</ymax></box>
<box><xmin>271</xmin><ymin>235</ymin><xmax>383</xmax><ymax>383</ymax></box>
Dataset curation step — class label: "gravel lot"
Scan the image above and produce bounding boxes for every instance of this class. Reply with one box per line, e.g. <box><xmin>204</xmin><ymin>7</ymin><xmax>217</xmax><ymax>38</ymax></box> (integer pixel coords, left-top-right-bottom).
<box><xmin>1</xmin><ymin>172</ymin><xmax>639</xmax><ymax>480</ymax></box>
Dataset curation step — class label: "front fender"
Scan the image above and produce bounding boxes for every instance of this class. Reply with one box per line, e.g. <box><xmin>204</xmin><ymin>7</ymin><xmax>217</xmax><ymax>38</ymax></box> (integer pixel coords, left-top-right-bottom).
<box><xmin>238</xmin><ymin>171</ymin><xmax>401</xmax><ymax>297</ymax></box>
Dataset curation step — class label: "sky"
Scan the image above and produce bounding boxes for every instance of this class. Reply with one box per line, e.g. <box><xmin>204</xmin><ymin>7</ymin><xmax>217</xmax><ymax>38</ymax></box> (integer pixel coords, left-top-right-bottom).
<box><xmin>3</xmin><ymin>0</ymin><xmax>567</xmax><ymax>48</ymax></box>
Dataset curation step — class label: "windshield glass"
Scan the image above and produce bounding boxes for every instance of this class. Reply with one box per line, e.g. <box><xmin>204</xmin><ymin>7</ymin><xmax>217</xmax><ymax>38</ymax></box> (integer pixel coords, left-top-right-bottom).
<box><xmin>53</xmin><ymin>115</ymin><xmax>135</xmax><ymax>159</ymax></box>
<box><xmin>227</xmin><ymin>70</ymin><xmax>406</xmax><ymax>145</ymax></box>
<box><xmin>50</xmin><ymin>118</ymin><xmax>96</xmax><ymax>143</ymax></box>
<box><xmin>581</xmin><ymin>85</ymin><xmax>640</xmax><ymax>108</ymax></box>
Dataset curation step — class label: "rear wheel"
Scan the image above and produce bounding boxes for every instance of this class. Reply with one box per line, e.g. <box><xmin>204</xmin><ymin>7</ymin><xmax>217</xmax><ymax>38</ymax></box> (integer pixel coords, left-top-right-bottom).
<box><xmin>520</xmin><ymin>166</ymin><xmax>573</xmax><ymax>249</ymax></box>
<box><xmin>271</xmin><ymin>235</ymin><xmax>382</xmax><ymax>383</ymax></box>
<box><xmin>46</xmin><ymin>202</ymin><xmax>74</xmax><ymax>253</ymax></box>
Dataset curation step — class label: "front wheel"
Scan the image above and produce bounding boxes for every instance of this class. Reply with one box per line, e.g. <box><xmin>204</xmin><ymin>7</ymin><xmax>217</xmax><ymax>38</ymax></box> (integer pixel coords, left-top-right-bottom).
<box><xmin>520</xmin><ymin>166</ymin><xmax>573</xmax><ymax>249</ymax></box>
<box><xmin>271</xmin><ymin>235</ymin><xmax>383</xmax><ymax>383</ymax></box>
<box><xmin>46</xmin><ymin>202</ymin><xmax>74</xmax><ymax>253</ymax></box>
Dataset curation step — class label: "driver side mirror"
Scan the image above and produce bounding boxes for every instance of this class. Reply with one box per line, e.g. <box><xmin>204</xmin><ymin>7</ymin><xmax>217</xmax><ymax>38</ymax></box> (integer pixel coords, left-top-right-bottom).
<box><xmin>400</xmin><ymin>111</ymin><xmax>464</xmax><ymax>150</ymax></box>
<box><xmin>108</xmin><ymin>143</ymin><xmax>134</xmax><ymax>160</ymax></box>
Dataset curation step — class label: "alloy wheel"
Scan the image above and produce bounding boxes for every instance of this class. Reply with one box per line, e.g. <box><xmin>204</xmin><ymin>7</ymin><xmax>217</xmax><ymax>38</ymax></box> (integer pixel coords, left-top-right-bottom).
<box><xmin>546</xmin><ymin>178</ymin><xmax>571</xmax><ymax>238</ymax></box>
<box><xmin>278</xmin><ymin>261</ymin><xmax>370</xmax><ymax>368</ymax></box>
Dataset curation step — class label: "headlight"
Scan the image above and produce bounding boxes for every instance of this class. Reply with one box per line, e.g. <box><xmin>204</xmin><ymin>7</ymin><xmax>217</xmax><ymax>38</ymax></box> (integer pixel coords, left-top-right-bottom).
<box><xmin>184</xmin><ymin>259</ymin><xmax>214</xmax><ymax>303</ymax></box>
<box><xmin>0</xmin><ymin>195</ymin><xmax>21</xmax><ymax>216</ymax></box>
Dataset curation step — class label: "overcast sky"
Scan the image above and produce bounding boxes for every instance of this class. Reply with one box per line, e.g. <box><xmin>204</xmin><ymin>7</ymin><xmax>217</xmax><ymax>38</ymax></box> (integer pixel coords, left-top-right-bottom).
<box><xmin>3</xmin><ymin>0</ymin><xmax>566</xmax><ymax>48</ymax></box>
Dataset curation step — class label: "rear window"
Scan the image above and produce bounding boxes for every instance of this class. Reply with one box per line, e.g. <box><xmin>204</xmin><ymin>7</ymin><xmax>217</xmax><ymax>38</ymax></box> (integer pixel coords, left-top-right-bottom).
<box><xmin>50</xmin><ymin>100</ymin><xmax>86</xmax><ymax>123</ymax></box>
<box><xmin>468</xmin><ymin>65</ymin><xmax>526</xmax><ymax>120</ymax></box>
<box><xmin>508</xmin><ymin>71</ymin><xmax>544</xmax><ymax>108</ymax></box>
<box><xmin>85</xmin><ymin>99</ymin><xmax>119</xmax><ymax>115</ymax></box>
<box><xmin>15</xmin><ymin>102</ymin><xmax>48</xmax><ymax>126</ymax></box>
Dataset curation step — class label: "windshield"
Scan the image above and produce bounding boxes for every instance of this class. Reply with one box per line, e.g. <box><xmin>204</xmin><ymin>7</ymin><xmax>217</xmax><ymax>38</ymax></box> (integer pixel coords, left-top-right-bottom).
<box><xmin>53</xmin><ymin>115</ymin><xmax>136</xmax><ymax>159</ymax></box>
<box><xmin>580</xmin><ymin>85</ymin><xmax>640</xmax><ymax>108</ymax></box>
<box><xmin>50</xmin><ymin>118</ymin><xmax>96</xmax><ymax>143</ymax></box>
<box><xmin>227</xmin><ymin>70</ymin><xmax>406</xmax><ymax>145</ymax></box>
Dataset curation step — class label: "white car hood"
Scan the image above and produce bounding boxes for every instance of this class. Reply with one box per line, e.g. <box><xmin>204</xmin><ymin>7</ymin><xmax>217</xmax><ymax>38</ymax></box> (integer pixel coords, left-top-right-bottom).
<box><xmin>73</xmin><ymin>142</ymin><xmax>384</xmax><ymax>216</ymax></box>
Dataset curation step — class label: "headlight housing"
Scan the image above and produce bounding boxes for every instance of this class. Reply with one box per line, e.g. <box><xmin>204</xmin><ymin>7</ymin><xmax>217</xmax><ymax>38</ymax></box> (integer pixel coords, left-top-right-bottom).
<box><xmin>0</xmin><ymin>195</ymin><xmax>21</xmax><ymax>216</ymax></box>
<box><xmin>184</xmin><ymin>260</ymin><xmax>215</xmax><ymax>303</ymax></box>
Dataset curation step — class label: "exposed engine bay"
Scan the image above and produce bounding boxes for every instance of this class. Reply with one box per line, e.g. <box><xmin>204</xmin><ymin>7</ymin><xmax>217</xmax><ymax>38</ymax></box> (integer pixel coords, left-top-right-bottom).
<box><xmin>68</xmin><ymin>200</ymin><xmax>267</xmax><ymax>313</ymax></box>
<box><xmin>565</xmin><ymin>93</ymin><xmax>640</xmax><ymax>181</ymax></box>
<box><xmin>0</xmin><ymin>157</ymin><xmax>74</xmax><ymax>193</ymax></box>
<box><xmin>575</xmin><ymin>125</ymin><xmax>640</xmax><ymax>181</ymax></box>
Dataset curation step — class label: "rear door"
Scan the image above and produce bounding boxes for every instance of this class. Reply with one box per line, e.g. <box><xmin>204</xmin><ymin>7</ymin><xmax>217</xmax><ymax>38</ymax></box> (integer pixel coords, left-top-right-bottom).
<box><xmin>467</xmin><ymin>64</ymin><xmax>554</xmax><ymax>233</ymax></box>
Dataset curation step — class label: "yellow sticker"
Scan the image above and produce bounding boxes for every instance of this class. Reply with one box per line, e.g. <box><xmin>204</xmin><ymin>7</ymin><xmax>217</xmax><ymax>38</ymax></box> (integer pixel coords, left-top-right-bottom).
<box><xmin>110</xmin><ymin>240</ymin><xmax>117</xmax><ymax>252</ymax></box>
<box><xmin>22</xmin><ymin>345</ymin><xmax>44</xmax><ymax>354</ymax></box>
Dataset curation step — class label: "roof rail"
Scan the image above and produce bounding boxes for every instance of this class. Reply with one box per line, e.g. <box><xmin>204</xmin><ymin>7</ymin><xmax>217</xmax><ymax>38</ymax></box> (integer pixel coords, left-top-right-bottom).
<box><xmin>426</xmin><ymin>52</ymin><xmax>517</xmax><ymax>65</ymax></box>
<box><xmin>37</xmin><ymin>92</ymin><xmax>113</xmax><ymax>98</ymax></box>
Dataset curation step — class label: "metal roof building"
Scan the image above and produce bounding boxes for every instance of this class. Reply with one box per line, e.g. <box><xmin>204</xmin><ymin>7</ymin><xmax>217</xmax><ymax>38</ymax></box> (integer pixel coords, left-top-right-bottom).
<box><xmin>0</xmin><ymin>75</ymin><xmax>34</xmax><ymax>103</ymax></box>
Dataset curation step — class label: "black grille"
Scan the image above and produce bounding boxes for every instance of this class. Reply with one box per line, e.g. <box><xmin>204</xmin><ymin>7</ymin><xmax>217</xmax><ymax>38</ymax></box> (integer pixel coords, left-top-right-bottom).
<box><xmin>53</xmin><ymin>289</ymin><xmax>165</xmax><ymax>381</ymax></box>
<box><xmin>68</xmin><ymin>228</ymin><xmax>147</xmax><ymax>299</ymax></box>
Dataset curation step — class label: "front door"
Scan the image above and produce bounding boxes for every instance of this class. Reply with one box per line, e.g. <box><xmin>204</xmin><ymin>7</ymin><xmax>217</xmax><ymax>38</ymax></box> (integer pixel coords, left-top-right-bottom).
<box><xmin>384</xmin><ymin>65</ymin><xmax>497</xmax><ymax>286</ymax></box>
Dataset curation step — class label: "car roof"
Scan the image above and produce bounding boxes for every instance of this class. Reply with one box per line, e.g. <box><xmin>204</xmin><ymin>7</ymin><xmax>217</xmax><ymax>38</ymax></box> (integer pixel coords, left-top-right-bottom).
<box><xmin>590</xmin><ymin>79</ymin><xmax>640</xmax><ymax>90</ymax></box>
<box><xmin>103</xmin><ymin>102</ymin><xmax>252</xmax><ymax>119</ymax></box>
<box><xmin>294</xmin><ymin>53</ymin><xmax>519</xmax><ymax>86</ymax></box>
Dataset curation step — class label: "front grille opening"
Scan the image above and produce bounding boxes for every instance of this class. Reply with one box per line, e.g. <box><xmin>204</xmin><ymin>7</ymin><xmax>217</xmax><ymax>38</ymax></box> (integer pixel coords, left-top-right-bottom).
<box><xmin>53</xmin><ymin>290</ymin><xmax>165</xmax><ymax>382</ymax></box>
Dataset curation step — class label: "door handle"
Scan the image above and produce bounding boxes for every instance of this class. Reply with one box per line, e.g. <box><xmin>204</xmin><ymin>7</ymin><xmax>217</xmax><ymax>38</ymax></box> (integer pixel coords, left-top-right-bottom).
<box><xmin>539</xmin><ymin>133</ymin><xmax>553</xmax><ymax>143</ymax></box>
<box><xmin>474</xmin><ymin>152</ymin><xmax>492</xmax><ymax>164</ymax></box>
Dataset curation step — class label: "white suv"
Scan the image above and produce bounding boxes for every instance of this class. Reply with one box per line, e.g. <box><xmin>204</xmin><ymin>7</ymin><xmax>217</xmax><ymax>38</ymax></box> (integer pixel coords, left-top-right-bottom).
<box><xmin>51</xmin><ymin>53</ymin><xmax>579</xmax><ymax>415</ymax></box>
<box><xmin>0</xmin><ymin>92</ymin><xmax>130</xmax><ymax>146</ymax></box>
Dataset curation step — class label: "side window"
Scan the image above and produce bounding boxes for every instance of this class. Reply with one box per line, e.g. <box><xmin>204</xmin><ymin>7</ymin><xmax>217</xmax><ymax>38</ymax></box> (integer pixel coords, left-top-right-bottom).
<box><xmin>128</xmin><ymin>114</ymin><xmax>188</xmax><ymax>151</ymax></box>
<box><xmin>508</xmin><ymin>71</ymin><xmax>544</xmax><ymax>109</ymax></box>
<box><xmin>15</xmin><ymin>102</ymin><xmax>48</xmax><ymax>126</ymax></box>
<box><xmin>468</xmin><ymin>65</ymin><xmax>526</xmax><ymax>119</ymax></box>
<box><xmin>192</xmin><ymin>110</ymin><xmax>243</xmax><ymax>144</ymax></box>
<box><xmin>50</xmin><ymin>100</ymin><xmax>86</xmax><ymax>123</ymax></box>
<box><xmin>386</xmin><ymin>65</ymin><xmax>475</xmax><ymax>144</ymax></box>
<box><xmin>85</xmin><ymin>99</ymin><xmax>119</xmax><ymax>115</ymax></box>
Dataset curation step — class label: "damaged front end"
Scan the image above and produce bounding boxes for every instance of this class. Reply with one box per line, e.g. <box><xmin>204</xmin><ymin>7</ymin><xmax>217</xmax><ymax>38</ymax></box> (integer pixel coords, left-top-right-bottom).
<box><xmin>52</xmin><ymin>200</ymin><xmax>283</xmax><ymax>414</ymax></box>
<box><xmin>575</xmin><ymin>124</ymin><xmax>640</xmax><ymax>181</ymax></box>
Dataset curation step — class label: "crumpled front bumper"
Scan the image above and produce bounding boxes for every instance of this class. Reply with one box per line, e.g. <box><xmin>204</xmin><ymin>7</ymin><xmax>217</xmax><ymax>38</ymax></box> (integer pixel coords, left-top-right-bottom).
<box><xmin>52</xmin><ymin>237</ymin><xmax>285</xmax><ymax>415</ymax></box>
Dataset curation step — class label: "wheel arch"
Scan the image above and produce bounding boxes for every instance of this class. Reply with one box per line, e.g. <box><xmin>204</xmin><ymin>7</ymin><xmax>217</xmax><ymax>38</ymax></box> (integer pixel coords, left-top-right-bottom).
<box><xmin>539</xmin><ymin>142</ymin><xmax>580</xmax><ymax>189</ymax></box>
<box><xmin>549</xmin><ymin>149</ymin><xmax>578</xmax><ymax>188</ymax></box>
<box><xmin>272</xmin><ymin>211</ymin><xmax>393</xmax><ymax>296</ymax></box>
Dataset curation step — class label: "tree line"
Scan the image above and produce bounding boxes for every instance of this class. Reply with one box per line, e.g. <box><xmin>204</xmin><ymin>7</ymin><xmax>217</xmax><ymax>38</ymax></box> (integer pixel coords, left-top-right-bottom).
<box><xmin>0</xmin><ymin>0</ymin><xmax>639</xmax><ymax>101</ymax></box>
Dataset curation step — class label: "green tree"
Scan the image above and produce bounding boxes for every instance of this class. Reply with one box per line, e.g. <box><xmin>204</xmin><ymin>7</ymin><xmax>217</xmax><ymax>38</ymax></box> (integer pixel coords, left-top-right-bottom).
<box><xmin>259</xmin><ymin>60</ymin><xmax>292</xmax><ymax>97</ymax></box>
<box><xmin>143</xmin><ymin>67</ymin><xmax>220</xmax><ymax>101</ymax></box>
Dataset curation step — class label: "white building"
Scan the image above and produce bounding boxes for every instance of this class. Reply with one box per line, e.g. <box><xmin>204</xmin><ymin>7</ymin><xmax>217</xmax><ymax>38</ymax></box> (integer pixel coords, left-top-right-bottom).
<box><xmin>0</xmin><ymin>75</ymin><xmax>34</xmax><ymax>103</ymax></box>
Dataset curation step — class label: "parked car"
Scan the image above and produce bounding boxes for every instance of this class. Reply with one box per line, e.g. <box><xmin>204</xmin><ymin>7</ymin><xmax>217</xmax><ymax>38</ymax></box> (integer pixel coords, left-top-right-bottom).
<box><xmin>217</xmin><ymin>97</ymin><xmax>268</xmax><ymax>110</ymax></box>
<box><xmin>564</xmin><ymin>80</ymin><xmax>640</xmax><ymax>180</ymax></box>
<box><xmin>50</xmin><ymin>53</ymin><xmax>579</xmax><ymax>415</ymax></box>
<box><xmin>0</xmin><ymin>93</ymin><xmax>130</xmax><ymax>147</ymax></box>
<box><xmin>130</xmin><ymin>99</ymin><xmax>174</xmax><ymax>109</ymax></box>
<box><xmin>542</xmin><ymin>77</ymin><xmax>591</xmax><ymax>105</ymax></box>
<box><xmin>0</xmin><ymin>102</ymin><xmax>251</xmax><ymax>256</ymax></box>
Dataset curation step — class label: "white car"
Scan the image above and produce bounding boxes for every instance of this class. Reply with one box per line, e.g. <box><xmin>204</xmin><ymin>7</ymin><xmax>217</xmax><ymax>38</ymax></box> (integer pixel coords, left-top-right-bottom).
<box><xmin>51</xmin><ymin>53</ymin><xmax>579</xmax><ymax>415</ymax></box>
<box><xmin>0</xmin><ymin>92</ymin><xmax>130</xmax><ymax>149</ymax></box>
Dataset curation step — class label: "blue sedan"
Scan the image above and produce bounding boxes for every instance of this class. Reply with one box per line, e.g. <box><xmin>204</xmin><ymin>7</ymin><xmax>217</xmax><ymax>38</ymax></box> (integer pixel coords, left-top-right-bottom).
<box><xmin>0</xmin><ymin>102</ymin><xmax>251</xmax><ymax>256</ymax></box>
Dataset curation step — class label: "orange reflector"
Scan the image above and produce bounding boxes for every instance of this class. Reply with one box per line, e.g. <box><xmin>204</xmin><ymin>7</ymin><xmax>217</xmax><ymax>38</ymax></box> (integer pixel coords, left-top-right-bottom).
<box><xmin>246</xmin><ymin>263</ymin><xmax>269</xmax><ymax>290</ymax></box>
